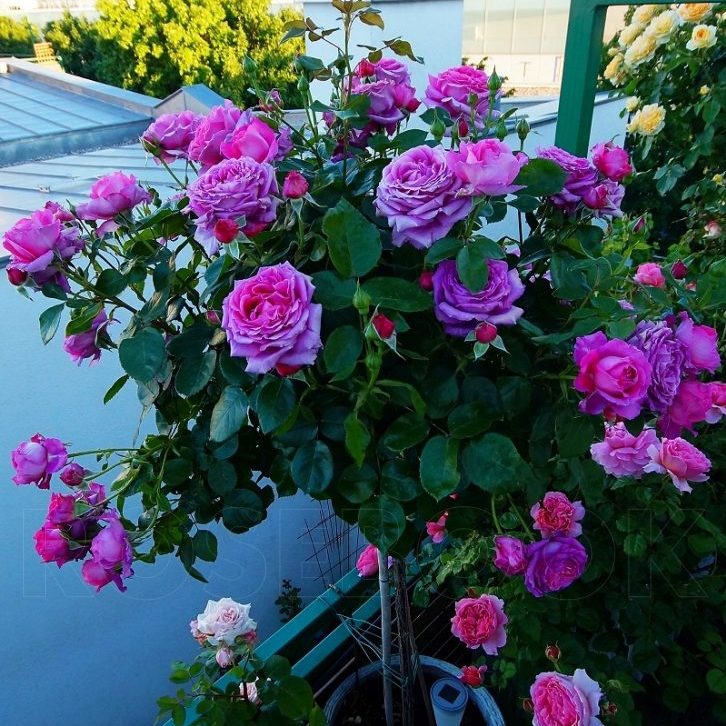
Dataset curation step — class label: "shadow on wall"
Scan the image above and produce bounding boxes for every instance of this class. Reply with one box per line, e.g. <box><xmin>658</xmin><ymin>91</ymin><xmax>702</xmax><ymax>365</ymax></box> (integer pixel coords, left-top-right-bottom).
<box><xmin>0</xmin><ymin>279</ymin><xmax>326</xmax><ymax>726</ymax></box>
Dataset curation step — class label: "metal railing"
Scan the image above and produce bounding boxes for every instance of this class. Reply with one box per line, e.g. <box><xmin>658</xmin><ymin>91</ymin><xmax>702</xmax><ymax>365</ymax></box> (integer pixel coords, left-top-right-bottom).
<box><xmin>555</xmin><ymin>0</ymin><xmax>673</xmax><ymax>155</ymax></box>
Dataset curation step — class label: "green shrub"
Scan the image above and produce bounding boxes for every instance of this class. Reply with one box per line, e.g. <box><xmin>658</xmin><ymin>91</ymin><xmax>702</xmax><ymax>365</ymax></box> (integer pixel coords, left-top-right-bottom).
<box><xmin>44</xmin><ymin>12</ymin><xmax>100</xmax><ymax>79</ymax></box>
<box><xmin>0</xmin><ymin>15</ymin><xmax>39</xmax><ymax>56</ymax></box>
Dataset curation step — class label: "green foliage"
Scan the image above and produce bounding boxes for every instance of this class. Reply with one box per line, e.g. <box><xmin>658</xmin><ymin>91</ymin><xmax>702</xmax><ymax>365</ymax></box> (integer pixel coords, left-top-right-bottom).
<box><xmin>44</xmin><ymin>12</ymin><xmax>100</xmax><ymax>79</ymax></box>
<box><xmin>0</xmin><ymin>15</ymin><xmax>38</xmax><ymax>56</ymax></box>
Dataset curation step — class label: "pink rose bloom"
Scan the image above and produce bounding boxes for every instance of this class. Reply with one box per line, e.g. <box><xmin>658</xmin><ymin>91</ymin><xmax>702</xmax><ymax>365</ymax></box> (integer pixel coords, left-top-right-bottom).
<box><xmin>350</xmin><ymin>73</ymin><xmax>417</xmax><ymax>133</ymax></box>
<box><xmin>375</xmin><ymin>145</ymin><xmax>472</xmax><ymax>249</ymax></box>
<box><xmin>493</xmin><ymin>535</ymin><xmax>528</xmax><ymax>575</ymax></box>
<box><xmin>675</xmin><ymin>314</ymin><xmax>721</xmax><ymax>374</ymax></box>
<box><xmin>188</xmin><ymin>100</ymin><xmax>244</xmax><ymax>169</ymax></box>
<box><xmin>525</xmin><ymin>536</ymin><xmax>587</xmax><ymax>597</ymax></box>
<box><xmin>426</xmin><ymin>513</ymin><xmax>448</xmax><ymax>544</ymax></box>
<box><xmin>591</xmin><ymin>141</ymin><xmax>632</xmax><ymax>181</ymax></box>
<box><xmin>84</xmin><ymin>514</ymin><xmax>134</xmax><ymax>591</ymax></box>
<box><xmin>704</xmin><ymin>220</ymin><xmax>721</xmax><ymax>238</ymax></box>
<box><xmin>658</xmin><ymin>380</ymin><xmax>712</xmax><ymax>437</ymax></box>
<box><xmin>63</xmin><ymin>310</ymin><xmax>108</xmax><ymax>365</ymax></box>
<box><xmin>76</xmin><ymin>172</ymin><xmax>151</xmax><ymax>233</ymax></box>
<box><xmin>425</xmin><ymin>65</ymin><xmax>496</xmax><ymax>126</ymax></box>
<box><xmin>46</xmin><ymin>493</ymin><xmax>77</xmax><ymax>525</ymax></box>
<box><xmin>644</xmin><ymin>437</ymin><xmax>711</xmax><ymax>493</ymax></box>
<box><xmin>186</xmin><ymin>157</ymin><xmax>278</xmax><ymax>254</ymax></box>
<box><xmin>536</xmin><ymin>146</ymin><xmax>598</xmax><ymax>214</ymax></box>
<box><xmin>581</xmin><ymin>179</ymin><xmax>625</xmax><ymax>218</ymax></box>
<box><xmin>446</xmin><ymin>139</ymin><xmax>527</xmax><ymax>196</ymax></box>
<box><xmin>633</xmin><ymin>262</ymin><xmax>666</xmax><ymax>288</ymax></box>
<box><xmin>2</xmin><ymin>206</ymin><xmax>82</xmax><ymax>287</ymax></box>
<box><xmin>451</xmin><ymin>594</ymin><xmax>508</xmax><ymax>655</ymax></box>
<box><xmin>573</xmin><ymin>332</ymin><xmax>652</xmax><ymax>419</ymax></box>
<box><xmin>215</xmin><ymin>646</ymin><xmax>235</xmax><ymax>669</ymax></box>
<box><xmin>11</xmin><ymin>433</ymin><xmax>67</xmax><ymax>488</ymax></box>
<box><xmin>356</xmin><ymin>544</ymin><xmax>381</xmax><ymax>577</ymax></box>
<box><xmin>34</xmin><ymin>524</ymin><xmax>74</xmax><ymax>566</ymax></box>
<box><xmin>141</xmin><ymin>111</ymin><xmax>201</xmax><ymax>163</ymax></box>
<box><xmin>220</xmin><ymin>112</ymin><xmax>279</xmax><ymax>163</ymax></box>
<box><xmin>222</xmin><ymin>262</ymin><xmax>322</xmax><ymax>374</ymax></box>
<box><xmin>282</xmin><ymin>171</ymin><xmax>309</xmax><ymax>199</ymax></box>
<box><xmin>706</xmin><ymin>381</ymin><xmax>726</xmax><ymax>424</ymax></box>
<box><xmin>459</xmin><ymin>665</ymin><xmax>487</xmax><ymax>687</ymax></box>
<box><xmin>530</xmin><ymin>492</ymin><xmax>585</xmax><ymax>538</ymax></box>
<box><xmin>590</xmin><ymin>423</ymin><xmax>658</xmax><ymax>478</ymax></box>
<box><xmin>530</xmin><ymin>669</ymin><xmax>603</xmax><ymax>726</ymax></box>
<box><xmin>60</xmin><ymin>462</ymin><xmax>87</xmax><ymax>487</ymax></box>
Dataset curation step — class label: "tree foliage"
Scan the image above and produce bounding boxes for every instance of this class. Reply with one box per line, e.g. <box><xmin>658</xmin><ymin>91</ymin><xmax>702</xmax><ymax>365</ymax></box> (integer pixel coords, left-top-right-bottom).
<box><xmin>0</xmin><ymin>15</ymin><xmax>39</xmax><ymax>56</ymax></box>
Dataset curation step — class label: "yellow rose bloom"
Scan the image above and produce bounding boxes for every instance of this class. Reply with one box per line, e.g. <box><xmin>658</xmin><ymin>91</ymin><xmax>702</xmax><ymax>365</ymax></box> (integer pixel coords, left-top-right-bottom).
<box><xmin>677</xmin><ymin>4</ymin><xmax>713</xmax><ymax>23</ymax></box>
<box><xmin>624</xmin><ymin>33</ymin><xmax>657</xmax><ymax>66</ymax></box>
<box><xmin>713</xmin><ymin>173</ymin><xmax>724</xmax><ymax>185</ymax></box>
<box><xmin>686</xmin><ymin>24</ymin><xmax>718</xmax><ymax>50</ymax></box>
<box><xmin>699</xmin><ymin>85</ymin><xmax>711</xmax><ymax>95</ymax></box>
<box><xmin>645</xmin><ymin>10</ymin><xmax>682</xmax><ymax>45</ymax></box>
<box><xmin>604</xmin><ymin>53</ymin><xmax>627</xmax><ymax>86</ymax></box>
<box><xmin>619</xmin><ymin>22</ymin><xmax>644</xmax><ymax>48</ymax></box>
<box><xmin>625</xmin><ymin>96</ymin><xmax>640</xmax><ymax>112</ymax></box>
<box><xmin>628</xmin><ymin>104</ymin><xmax>666</xmax><ymax>137</ymax></box>
<box><xmin>633</xmin><ymin>5</ymin><xmax>660</xmax><ymax>24</ymax></box>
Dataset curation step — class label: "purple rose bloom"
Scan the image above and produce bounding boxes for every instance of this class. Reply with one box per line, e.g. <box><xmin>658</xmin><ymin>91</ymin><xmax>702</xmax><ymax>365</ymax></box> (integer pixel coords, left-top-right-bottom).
<box><xmin>83</xmin><ymin>513</ymin><xmax>134</xmax><ymax>592</ymax></box>
<box><xmin>590</xmin><ymin>422</ymin><xmax>659</xmax><ymax>478</ymax></box>
<box><xmin>46</xmin><ymin>492</ymin><xmax>77</xmax><ymax>525</ymax></box>
<box><xmin>186</xmin><ymin>157</ymin><xmax>279</xmax><ymax>255</ymax></box>
<box><xmin>628</xmin><ymin>320</ymin><xmax>687</xmax><ymax>412</ymax></box>
<box><xmin>60</xmin><ymin>462</ymin><xmax>88</xmax><ymax>487</ymax></box>
<box><xmin>446</xmin><ymin>139</ymin><xmax>527</xmax><ymax>197</ymax></box>
<box><xmin>375</xmin><ymin>145</ymin><xmax>472</xmax><ymax>249</ymax></box>
<box><xmin>675</xmin><ymin>313</ymin><xmax>721</xmax><ymax>374</ymax></box>
<box><xmin>524</xmin><ymin>536</ymin><xmax>588</xmax><ymax>597</ymax></box>
<box><xmin>432</xmin><ymin>259</ymin><xmax>525</xmax><ymax>336</ymax></box>
<box><xmin>536</xmin><ymin>146</ymin><xmax>598</xmax><ymax>213</ymax></box>
<box><xmin>424</xmin><ymin>65</ymin><xmax>497</xmax><ymax>127</ymax></box>
<box><xmin>221</xmin><ymin>262</ymin><xmax>322</xmax><ymax>374</ymax></box>
<box><xmin>11</xmin><ymin>433</ymin><xmax>67</xmax><ymax>488</ymax></box>
<box><xmin>63</xmin><ymin>310</ymin><xmax>109</xmax><ymax>366</ymax></box>
<box><xmin>34</xmin><ymin>523</ymin><xmax>74</xmax><ymax>566</ymax></box>
<box><xmin>142</xmin><ymin>111</ymin><xmax>201</xmax><ymax>163</ymax></box>
<box><xmin>76</xmin><ymin>172</ymin><xmax>151</xmax><ymax>234</ymax></box>
<box><xmin>188</xmin><ymin>100</ymin><xmax>244</xmax><ymax>169</ymax></box>
<box><xmin>220</xmin><ymin>112</ymin><xmax>279</xmax><ymax>163</ymax></box>
<box><xmin>493</xmin><ymin>535</ymin><xmax>528</xmax><ymax>575</ymax></box>
<box><xmin>2</xmin><ymin>206</ymin><xmax>82</xmax><ymax>288</ymax></box>
<box><xmin>582</xmin><ymin>179</ymin><xmax>625</xmax><ymax>218</ymax></box>
<box><xmin>275</xmin><ymin>126</ymin><xmax>294</xmax><ymax>161</ymax></box>
<box><xmin>369</xmin><ymin>57</ymin><xmax>412</xmax><ymax>85</ymax></box>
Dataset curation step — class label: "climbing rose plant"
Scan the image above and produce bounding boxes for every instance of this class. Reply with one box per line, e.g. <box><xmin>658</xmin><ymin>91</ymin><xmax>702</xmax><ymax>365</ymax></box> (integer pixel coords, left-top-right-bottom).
<box><xmin>4</xmin><ymin>2</ymin><xmax>724</xmax><ymax>724</ymax></box>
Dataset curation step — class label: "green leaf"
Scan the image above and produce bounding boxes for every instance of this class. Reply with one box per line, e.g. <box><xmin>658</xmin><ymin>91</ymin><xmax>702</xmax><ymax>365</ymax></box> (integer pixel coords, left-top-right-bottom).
<box><xmin>277</xmin><ymin>676</ymin><xmax>314</xmax><ymax>720</ymax></box>
<box><xmin>359</xmin><ymin>10</ymin><xmax>384</xmax><ymax>28</ymax></box>
<box><xmin>456</xmin><ymin>243</ymin><xmax>489</xmax><ymax>292</ymax></box>
<box><xmin>255</xmin><ymin>377</ymin><xmax>295</xmax><ymax>433</ymax></box>
<box><xmin>308</xmin><ymin>705</ymin><xmax>327</xmax><ymax>726</ymax></box>
<box><xmin>171</xmin><ymin>704</ymin><xmax>186</xmax><ymax>726</ymax></box>
<box><xmin>322</xmin><ymin>198</ymin><xmax>381</xmax><ymax>277</ymax></box>
<box><xmin>207</xmin><ymin>460</ymin><xmax>237</xmax><ymax>495</ymax></box>
<box><xmin>95</xmin><ymin>269</ymin><xmax>127</xmax><ymax>296</ymax></box>
<box><xmin>344</xmin><ymin>414</ymin><xmax>370</xmax><ymax>468</ymax></box>
<box><xmin>358</xmin><ymin>495</ymin><xmax>406</xmax><ymax>550</ymax></box>
<box><xmin>39</xmin><ymin>303</ymin><xmax>65</xmax><ymax>344</ymax></box>
<box><xmin>192</xmin><ymin>530</ymin><xmax>217</xmax><ymax>562</ymax></box>
<box><xmin>382</xmin><ymin>413</ymin><xmax>429</xmax><ymax>451</ymax></box>
<box><xmin>65</xmin><ymin>303</ymin><xmax>102</xmax><ymax>335</ymax></box>
<box><xmin>420</xmin><ymin>436</ymin><xmax>460</xmax><ymax>500</ymax></box>
<box><xmin>167</xmin><ymin>323</ymin><xmax>213</xmax><ymax>358</ymax></box>
<box><xmin>363</xmin><ymin>277</ymin><xmax>433</xmax><ymax>312</ymax></box>
<box><xmin>324</xmin><ymin>326</ymin><xmax>363</xmax><ymax>379</ymax></box>
<box><xmin>311</xmin><ymin>270</ymin><xmax>357</xmax><ymax>310</ymax></box>
<box><xmin>447</xmin><ymin>402</ymin><xmax>497</xmax><ymax>438</ymax></box>
<box><xmin>462</xmin><ymin>433</ymin><xmax>533</xmax><ymax>494</ymax></box>
<box><xmin>337</xmin><ymin>464</ymin><xmax>377</xmax><ymax>503</ymax></box>
<box><xmin>291</xmin><ymin>441</ymin><xmax>333</xmax><ymax>495</ymax></box>
<box><xmin>707</xmin><ymin>668</ymin><xmax>726</xmax><ymax>695</ymax></box>
<box><xmin>103</xmin><ymin>374</ymin><xmax>129</xmax><ymax>404</ymax></box>
<box><xmin>119</xmin><ymin>327</ymin><xmax>166</xmax><ymax>383</ymax></box>
<box><xmin>210</xmin><ymin>386</ymin><xmax>248</xmax><ymax>442</ymax></box>
<box><xmin>555</xmin><ymin>409</ymin><xmax>595</xmax><ymax>458</ymax></box>
<box><xmin>425</xmin><ymin>237</ymin><xmax>462</xmax><ymax>264</ymax></box>
<box><xmin>264</xmin><ymin>654</ymin><xmax>292</xmax><ymax>679</ymax></box>
<box><xmin>175</xmin><ymin>351</ymin><xmax>216</xmax><ymax>397</ymax></box>
<box><xmin>514</xmin><ymin>157</ymin><xmax>567</xmax><ymax>196</ymax></box>
<box><xmin>222</xmin><ymin>490</ymin><xmax>265</xmax><ymax>532</ymax></box>
<box><xmin>381</xmin><ymin>460</ymin><xmax>421</xmax><ymax>501</ymax></box>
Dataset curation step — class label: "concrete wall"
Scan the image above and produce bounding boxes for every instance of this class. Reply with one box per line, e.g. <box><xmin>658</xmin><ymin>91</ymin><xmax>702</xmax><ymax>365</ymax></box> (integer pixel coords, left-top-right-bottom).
<box><xmin>0</xmin><ymin>280</ymin><xmax>327</xmax><ymax>725</ymax></box>
<box><xmin>304</xmin><ymin>0</ymin><xmax>464</xmax><ymax>101</ymax></box>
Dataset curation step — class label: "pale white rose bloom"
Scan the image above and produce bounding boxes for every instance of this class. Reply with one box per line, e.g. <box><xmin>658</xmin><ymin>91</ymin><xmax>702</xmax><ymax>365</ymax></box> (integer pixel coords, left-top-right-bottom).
<box><xmin>645</xmin><ymin>9</ymin><xmax>682</xmax><ymax>45</ymax></box>
<box><xmin>686</xmin><ymin>24</ymin><xmax>718</xmax><ymax>50</ymax></box>
<box><xmin>195</xmin><ymin>597</ymin><xmax>257</xmax><ymax>646</ymax></box>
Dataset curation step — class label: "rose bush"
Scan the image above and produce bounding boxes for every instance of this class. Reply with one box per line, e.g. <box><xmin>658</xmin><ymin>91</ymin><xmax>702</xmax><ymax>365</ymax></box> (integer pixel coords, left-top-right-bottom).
<box><xmin>3</xmin><ymin>2</ymin><xmax>724</xmax><ymax>725</ymax></box>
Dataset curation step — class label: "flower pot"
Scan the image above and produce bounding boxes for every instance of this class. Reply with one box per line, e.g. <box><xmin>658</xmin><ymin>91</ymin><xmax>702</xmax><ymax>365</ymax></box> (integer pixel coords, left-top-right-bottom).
<box><xmin>324</xmin><ymin>654</ymin><xmax>504</xmax><ymax>725</ymax></box>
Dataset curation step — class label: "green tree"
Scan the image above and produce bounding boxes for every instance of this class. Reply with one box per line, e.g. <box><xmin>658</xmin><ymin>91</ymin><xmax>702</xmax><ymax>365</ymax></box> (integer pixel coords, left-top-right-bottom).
<box><xmin>0</xmin><ymin>15</ymin><xmax>39</xmax><ymax>56</ymax></box>
<box><xmin>94</xmin><ymin>0</ymin><xmax>304</xmax><ymax>105</ymax></box>
<box><xmin>44</xmin><ymin>12</ymin><xmax>100</xmax><ymax>79</ymax></box>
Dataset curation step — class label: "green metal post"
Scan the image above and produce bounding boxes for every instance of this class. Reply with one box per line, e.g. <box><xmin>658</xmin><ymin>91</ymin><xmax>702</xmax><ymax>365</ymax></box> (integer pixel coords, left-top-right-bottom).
<box><xmin>555</xmin><ymin>0</ymin><xmax>673</xmax><ymax>155</ymax></box>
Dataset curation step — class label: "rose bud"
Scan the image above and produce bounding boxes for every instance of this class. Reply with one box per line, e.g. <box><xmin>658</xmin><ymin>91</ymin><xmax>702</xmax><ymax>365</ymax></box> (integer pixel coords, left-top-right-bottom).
<box><xmin>522</xmin><ymin>698</ymin><xmax>534</xmax><ymax>714</ymax></box>
<box><xmin>275</xmin><ymin>363</ymin><xmax>301</xmax><ymax>377</ymax></box>
<box><xmin>215</xmin><ymin>646</ymin><xmax>235</xmax><ymax>669</ymax></box>
<box><xmin>213</xmin><ymin>219</ymin><xmax>239</xmax><ymax>244</ymax></box>
<box><xmin>6</xmin><ymin>266</ymin><xmax>27</xmax><ymax>286</ymax></box>
<box><xmin>356</xmin><ymin>59</ymin><xmax>376</xmax><ymax>78</ymax></box>
<box><xmin>704</xmin><ymin>220</ymin><xmax>721</xmax><ymax>238</ymax></box>
<box><xmin>475</xmin><ymin>321</ymin><xmax>497</xmax><ymax>344</ymax></box>
<box><xmin>419</xmin><ymin>270</ymin><xmax>434</xmax><ymax>291</ymax></box>
<box><xmin>371</xmin><ymin>313</ymin><xmax>396</xmax><ymax>340</ymax></box>
<box><xmin>405</xmin><ymin>97</ymin><xmax>421</xmax><ymax>113</ymax></box>
<box><xmin>632</xmin><ymin>216</ymin><xmax>646</xmax><ymax>233</ymax></box>
<box><xmin>671</xmin><ymin>260</ymin><xmax>688</xmax><ymax>280</ymax></box>
<box><xmin>59</xmin><ymin>463</ymin><xmax>88</xmax><ymax>487</ymax></box>
<box><xmin>604</xmin><ymin>702</ymin><xmax>618</xmax><ymax>716</ymax></box>
<box><xmin>457</xmin><ymin>119</ymin><xmax>469</xmax><ymax>138</ymax></box>
<box><xmin>545</xmin><ymin>644</ymin><xmax>561</xmax><ymax>662</ymax></box>
<box><xmin>282</xmin><ymin>171</ymin><xmax>309</xmax><ymax>199</ymax></box>
<box><xmin>206</xmin><ymin>310</ymin><xmax>221</xmax><ymax>326</ymax></box>
<box><xmin>458</xmin><ymin>665</ymin><xmax>487</xmax><ymax>687</ymax></box>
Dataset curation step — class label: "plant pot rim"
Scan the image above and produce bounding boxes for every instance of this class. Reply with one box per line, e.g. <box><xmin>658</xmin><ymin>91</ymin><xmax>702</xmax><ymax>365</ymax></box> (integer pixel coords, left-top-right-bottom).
<box><xmin>323</xmin><ymin>654</ymin><xmax>504</xmax><ymax>725</ymax></box>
